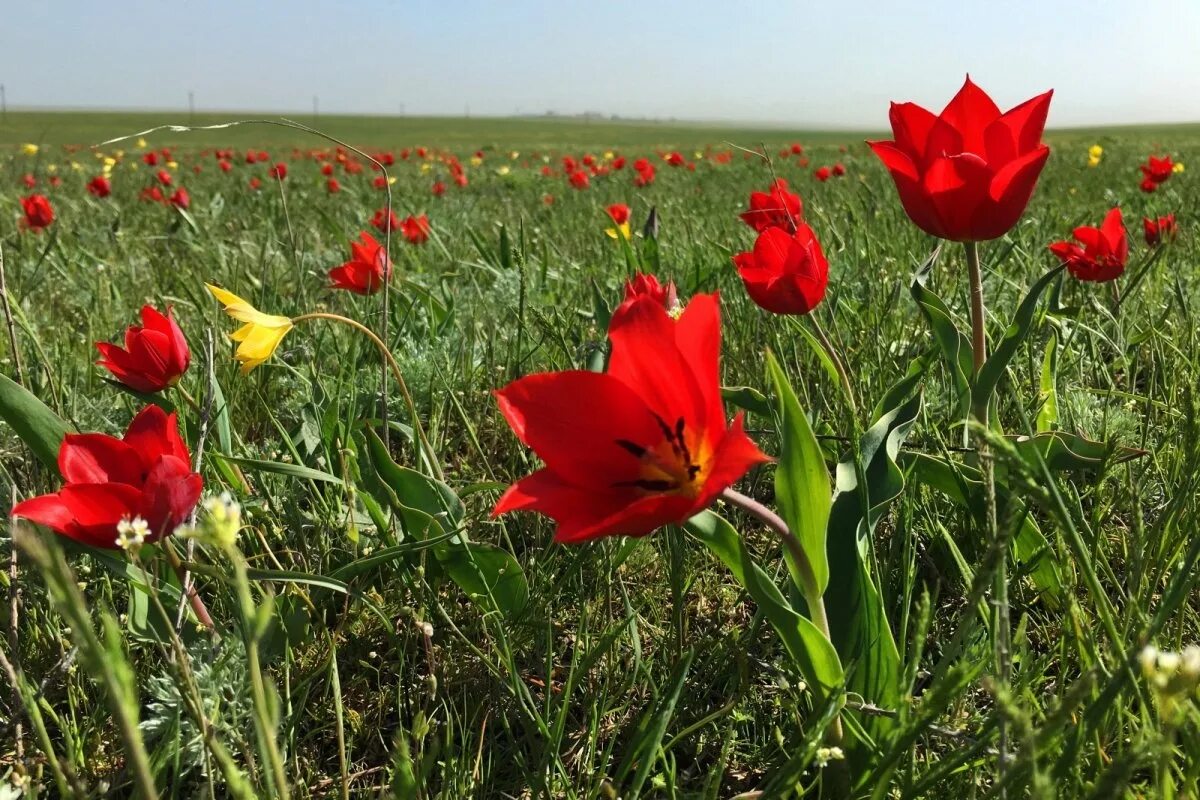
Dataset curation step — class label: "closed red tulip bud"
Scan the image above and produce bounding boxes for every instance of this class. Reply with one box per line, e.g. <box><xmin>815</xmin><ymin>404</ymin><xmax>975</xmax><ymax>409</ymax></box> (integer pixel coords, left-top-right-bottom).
<box><xmin>619</xmin><ymin>273</ymin><xmax>678</xmax><ymax>316</ymax></box>
<box><xmin>739</xmin><ymin>178</ymin><xmax>802</xmax><ymax>233</ymax></box>
<box><xmin>869</xmin><ymin>76</ymin><xmax>1053</xmax><ymax>242</ymax></box>
<box><xmin>140</xmin><ymin>186</ymin><xmax>165</xmax><ymax>203</ymax></box>
<box><xmin>1049</xmin><ymin>207</ymin><xmax>1128</xmax><ymax>283</ymax></box>
<box><xmin>168</xmin><ymin>188</ymin><xmax>190</xmax><ymax>209</ymax></box>
<box><xmin>87</xmin><ymin>176</ymin><xmax>112</xmax><ymax>197</ymax></box>
<box><xmin>432</xmin><ymin>181</ymin><xmax>446</xmax><ymax>196</ymax></box>
<box><xmin>144</xmin><ymin>152</ymin><xmax>160</xmax><ymax>166</ymax></box>
<box><xmin>326</xmin><ymin>178</ymin><xmax>341</xmax><ymax>193</ymax></box>
<box><xmin>790</xmin><ymin>143</ymin><xmax>804</xmax><ymax>155</ymax></box>
<box><xmin>454</xmin><ymin>173</ymin><xmax>468</xmax><ymax>187</ymax></box>
<box><xmin>248</xmin><ymin>177</ymin><xmax>262</xmax><ymax>191</ymax></box>
<box><xmin>732</xmin><ymin>224</ymin><xmax>829</xmax><ymax>315</ymax></box>
<box><xmin>96</xmin><ymin>305</ymin><xmax>191</xmax><ymax>393</ymax></box>
<box><xmin>373</xmin><ymin>175</ymin><xmax>388</xmax><ymax>190</ymax></box>
<box><xmin>1143</xmin><ymin>214</ymin><xmax>1178</xmax><ymax>247</ymax></box>
<box><xmin>155</xmin><ymin>169</ymin><xmax>173</xmax><ymax>187</ymax></box>
<box><xmin>813</xmin><ymin>166</ymin><xmax>832</xmax><ymax>182</ymax></box>
<box><xmin>11</xmin><ymin>405</ymin><xmax>203</xmax><ymax>547</ymax></box>
<box><xmin>400</xmin><ymin>214</ymin><xmax>431</xmax><ymax>244</ymax></box>
<box><xmin>606</xmin><ymin>203</ymin><xmax>631</xmax><ymax>226</ymax></box>
<box><xmin>832</xmin><ymin>163</ymin><xmax>846</xmax><ymax>177</ymax></box>
<box><xmin>612</xmin><ymin>156</ymin><xmax>626</xmax><ymax>170</ymax></box>
<box><xmin>218</xmin><ymin>159</ymin><xmax>233</xmax><ymax>172</ymax></box>
<box><xmin>321</xmin><ymin>163</ymin><xmax>334</xmax><ymax>176</ymax></box>
<box><xmin>271</xmin><ymin>162</ymin><xmax>288</xmax><ymax>180</ymax></box>
<box><xmin>257</xmin><ymin>151</ymin><xmax>269</xmax><ymax>162</ymax></box>
<box><xmin>21</xmin><ymin>174</ymin><xmax>36</xmax><ymax>189</ymax></box>
<box><xmin>492</xmin><ymin>291</ymin><xmax>767</xmax><ymax>543</ymax></box>
<box><xmin>20</xmin><ymin>194</ymin><xmax>54</xmax><ymax>229</ymax></box>
<box><xmin>329</xmin><ymin>231</ymin><xmax>392</xmax><ymax>295</ymax></box>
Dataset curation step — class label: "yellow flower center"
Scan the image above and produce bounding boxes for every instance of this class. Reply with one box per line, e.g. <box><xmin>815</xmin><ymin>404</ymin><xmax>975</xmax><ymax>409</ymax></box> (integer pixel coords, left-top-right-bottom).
<box><xmin>615</xmin><ymin>415</ymin><xmax>711</xmax><ymax>499</ymax></box>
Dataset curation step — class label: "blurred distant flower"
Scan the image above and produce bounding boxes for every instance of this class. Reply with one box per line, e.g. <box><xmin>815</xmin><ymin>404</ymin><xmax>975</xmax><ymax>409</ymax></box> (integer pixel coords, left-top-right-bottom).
<box><xmin>156</xmin><ymin>169</ymin><xmax>173</xmax><ymax>186</ymax></box>
<box><xmin>248</xmin><ymin>177</ymin><xmax>262</xmax><ymax>191</ymax></box>
<box><xmin>813</xmin><ymin>166</ymin><xmax>832</xmax><ymax>182</ymax></box>
<box><xmin>1049</xmin><ymin>207</ymin><xmax>1128</xmax><ymax>282</ymax></box>
<box><xmin>1140</xmin><ymin>154</ymin><xmax>1173</xmax><ymax>185</ymax></box>
<box><xmin>169</xmin><ymin>188</ymin><xmax>190</xmax><ymax>209</ymax></box>
<box><xmin>868</xmin><ymin>75</ymin><xmax>1053</xmax><ymax>241</ymax></box>
<box><xmin>1139</xmin><ymin>176</ymin><xmax>1157</xmax><ymax>193</ymax></box>
<box><xmin>21</xmin><ymin>143</ymin><xmax>39</xmax><ymax>156</ymax></box>
<box><xmin>205</xmin><ymin>284</ymin><xmax>294</xmax><ymax>373</ymax></box>
<box><xmin>568</xmin><ymin>170</ymin><xmax>590</xmax><ymax>190</ymax></box>
<box><xmin>136</xmin><ymin>137</ymin><xmax>148</xmax><ymax>149</ymax></box>
<box><xmin>329</xmin><ymin>231</ymin><xmax>392</xmax><ymax>295</ymax></box>
<box><xmin>1143</xmin><ymin>214</ymin><xmax>1178</xmax><ymax>247</ymax></box>
<box><xmin>21</xmin><ymin>173</ymin><xmax>36</xmax><ymax>189</ymax></box>
<box><xmin>140</xmin><ymin>186</ymin><xmax>165</xmax><ymax>203</ymax></box>
<box><xmin>270</xmin><ymin>162</ymin><xmax>288</xmax><ymax>180</ymax></box>
<box><xmin>20</xmin><ymin>194</ymin><xmax>54</xmax><ymax>229</ymax></box>
<box><xmin>371</xmin><ymin>207</ymin><xmax>400</xmax><ymax>233</ymax></box>
<box><xmin>87</xmin><ymin>175</ymin><xmax>112</xmax><ymax>197</ymax></box>
<box><xmin>665</xmin><ymin>151</ymin><xmax>685</xmax><ymax>167</ymax></box>
<box><xmin>1172</xmin><ymin>161</ymin><xmax>1185</xmax><ymax>173</ymax></box>
<box><xmin>400</xmin><ymin>214</ymin><xmax>431</xmax><ymax>245</ymax></box>
<box><xmin>326</xmin><ymin>178</ymin><xmax>341</xmax><ymax>193</ymax></box>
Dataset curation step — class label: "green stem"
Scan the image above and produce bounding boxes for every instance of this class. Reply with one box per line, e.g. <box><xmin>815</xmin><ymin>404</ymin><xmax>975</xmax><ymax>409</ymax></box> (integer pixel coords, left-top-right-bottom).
<box><xmin>965</xmin><ymin>240</ymin><xmax>1008</xmax><ymax>792</ymax></box>
<box><xmin>807</xmin><ymin>313</ymin><xmax>859</xmax><ymax>424</ymax></box>
<box><xmin>163</xmin><ymin>541</ymin><xmax>215</xmax><ymax>632</ymax></box>
<box><xmin>292</xmin><ymin>312</ymin><xmax>442</xmax><ymax>480</ymax></box>
<box><xmin>719</xmin><ymin>487</ymin><xmax>843</xmax><ymax>745</ymax></box>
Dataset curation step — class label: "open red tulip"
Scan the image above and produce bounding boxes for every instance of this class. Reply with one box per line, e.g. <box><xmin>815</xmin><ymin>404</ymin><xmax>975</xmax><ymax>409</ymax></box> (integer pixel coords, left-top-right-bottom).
<box><xmin>329</xmin><ymin>231</ymin><xmax>392</xmax><ymax>294</ymax></box>
<box><xmin>493</xmin><ymin>292</ymin><xmax>767</xmax><ymax>543</ymax></box>
<box><xmin>96</xmin><ymin>305</ymin><xmax>191</xmax><ymax>393</ymax></box>
<box><xmin>732</xmin><ymin>224</ymin><xmax>829</xmax><ymax>315</ymax></box>
<box><xmin>1049</xmin><ymin>207</ymin><xmax>1128</xmax><ymax>282</ymax></box>
<box><xmin>868</xmin><ymin>76</ymin><xmax>1052</xmax><ymax>242</ymax></box>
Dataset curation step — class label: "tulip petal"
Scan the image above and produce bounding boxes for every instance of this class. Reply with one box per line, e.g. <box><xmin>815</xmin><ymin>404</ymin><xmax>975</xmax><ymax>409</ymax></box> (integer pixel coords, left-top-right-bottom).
<box><xmin>939</xmin><ymin>75</ymin><xmax>1002</xmax><ymax>154</ymax></box>
<box><xmin>693</xmin><ymin>413</ymin><xmax>770</xmax><ymax>510</ymax></box>
<box><xmin>59</xmin><ymin>434</ymin><xmax>143</xmax><ymax>485</ymax></box>
<box><xmin>671</xmin><ymin>292</ymin><xmax>725</xmax><ymax>434</ymax></box>
<box><xmin>123</xmin><ymin>405</ymin><xmax>189</xmax><ymax>468</ymax></box>
<box><xmin>888</xmin><ymin>102</ymin><xmax>939</xmax><ymax>162</ymax></box>
<box><xmin>495</xmin><ymin>371</ymin><xmax>661</xmax><ymax>489</ymax></box>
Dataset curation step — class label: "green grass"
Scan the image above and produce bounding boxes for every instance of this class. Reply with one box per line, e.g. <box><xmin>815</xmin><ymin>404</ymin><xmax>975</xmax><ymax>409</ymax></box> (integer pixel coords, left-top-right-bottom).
<box><xmin>1</xmin><ymin>112</ymin><xmax>1198</xmax><ymax>798</ymax></box>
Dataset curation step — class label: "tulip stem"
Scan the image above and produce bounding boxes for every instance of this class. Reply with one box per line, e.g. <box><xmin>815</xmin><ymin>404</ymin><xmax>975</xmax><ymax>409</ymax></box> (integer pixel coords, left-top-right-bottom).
<box><xmin>291</xmin><ymin>312</ymin><xmax>442</xmax><ymax>481</ymax></box>
<box><xmin>719</xmin><ymin>487</ymin><xmax>843</xmax><ymax>746</ymax></box>
<box><xmin>964</xmin><ymin>240</ymin><xmax>1009</xmax><ymax>792</ymax></box>
<box><xmin>162</xmin><ymin>541</ymin><xmax>215</xmax><ymax>632</ymax></box>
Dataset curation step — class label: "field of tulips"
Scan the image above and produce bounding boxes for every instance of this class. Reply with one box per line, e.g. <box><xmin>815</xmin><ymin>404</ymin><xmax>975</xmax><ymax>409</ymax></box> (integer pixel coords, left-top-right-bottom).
<box><xmin>2</xmin><ymin>79</ymin><xmax>1199</xmax><ymax>798</ymax></box>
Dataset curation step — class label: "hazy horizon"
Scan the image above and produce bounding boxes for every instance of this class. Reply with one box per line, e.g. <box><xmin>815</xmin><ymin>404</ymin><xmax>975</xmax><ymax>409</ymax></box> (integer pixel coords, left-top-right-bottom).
<box><xmin>5</xmin><ymin>0</ymin><xmax>1200</xmax><ymax>130</ymax></box>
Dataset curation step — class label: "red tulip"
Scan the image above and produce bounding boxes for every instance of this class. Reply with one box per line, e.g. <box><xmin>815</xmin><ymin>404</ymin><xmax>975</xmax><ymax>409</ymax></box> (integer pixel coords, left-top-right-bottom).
<box><xmin>140</xmin><ymin>186</ymin><xmax>165</xmax><ymax>203</ymax></box>
<box><xmin>144</xmin><ymin>152</ymin><xmax>160</xmax><ymax>166</ymax></box>
<box><xmin>832</xmin><ymin>163</ymin><xmax>846</xmax><ymax>177</ymax></box>
<box><xmin>321</xmin><ymin>163</ymin><xmax>334</xmax><ymax>176</ymax></box>
<box><xmin>87</xmin><ymin>176</ymin><xmax>112</xmax><ymax>198</ymax></box>
<box><xmin>371</xmin><ymin>208</ymin><xmax>400</xmax><ymax>233</ymax></box>
<box><xmin>739</xmin><ymin>178</ymin><xmax>802</xmax><ymax>233</ymax></box>
<box><xmin>1140</xmin><ymin>155</ymin><xmax>1173</xmax><ymax>184</ymax></box>
<box><xmin>156</xmin><ymin>169</ymin><xmax>173</xmax><ymax>187</ymax></box>
<box><xmin>373</xmin><ymin>175</ymin><xmax>388</xmax><ymax>190</ymax></box>
<box><xmin>21</xmin><ymin>174</ymin><xmax>36</xmax><ymax>189</ymax></box>
<box><xmin>492</xmin><ymin>291</ymin><xmax>768</xmax><ymax>543</ymax></box>
<box><xmin>248</xmin><ymin>177</ymin><xmax>262</xmax><ymax>191</ymax></box>
<box><xmin>665</xmin><ymin>152</ymin><xmax>685</xmax><ymax>167</ymax></box>
<box><xmin>329</xmin><ymin>231</ymin><xmax>392</xmax><ymax>294</ymax></box>
<box><xmin>432</xmin><ymin>181</ymin><xmax>446</xmax><ymax>196</ymax></box>
<box><xmin>568</xmin><ymin>170</ymin><xmax>590</xmax><ymax>190</ymax></box>
<box><xmin>612</xmin><ymin>156</ymin><xmax>626</xmax><ymax>170</ymax></box>
<box><xmin>168</xmin><ymin>188</ymin><xmax>190</xmax><ymax>209</ymax></box>
<box><xmin>618</xmin><ymin>273</ymin><xmax>678</xmax><ymax>316</ymax></box>
<box><xmin>11</xmin><ymin>405</ymin><xmax>203</xmax><ymax>547</ymax></box>
<box><xmin>790</xmin><ymin>143</ymin><xmax>804</xmax><ymax>155</ymax></box>
<box><xmin>453</xmin><ymin>173</ymin><xmax>468</xmax><ymax>188</ymax></box>
<box><xmin>1143</xmin><ymin>214</ymin><xmax>1178</xmax><ymax>247</ymax></box>
<box><xmin>257</xmin><ymin>150</ymin><xmax>269</xmax><ymax>163</ymax></box>
<box><xmin>218</xmin><ymin>159</ymin><xmax>233</xmax><ymax>173</ymax></box>
<box><xmin>868</xmin><ymin>76</ymin><xmax>1053</xmax><ymax>241</ymax></box>
<box><xmin>270</xmin><ymin>162</ymin><xmax>288</xmax><ymax>180</ymax></box>
<box><xmin>813</xmin><ymin>166</ymin><xmax>832</xmax><ymax>182</ymax></box>
<box><xmin>96</xmin><ymin>305</ymin><xmax>191</xmax><ymax>392</ymax></box>
<box><xmin>1049</xmin><ymin>207</ymin><xmax>1128</xmax><ymax>282</ymax></box>
<box><xmin>732</xmin><ymin>224</ymin><xmax>829</xmax><ymax>315</ymax></box>
<box><xmin>606</xmin><ymin>203</ymin><xmax>631</xmax><ymax>226</ymax></box>
<box><xmin>400</xmin><ymin>214</ymin><xmax>431</xmax><ymax>244</ymax></box>
<box><xmin>20</xmin><ymin>195</ymin><xmax>54</xmax><ymax>229</ymax></box>
<box><xmin>326</xmin><ymin>178</ymin><xmax>341</xmax><ymax>193</ymax></box>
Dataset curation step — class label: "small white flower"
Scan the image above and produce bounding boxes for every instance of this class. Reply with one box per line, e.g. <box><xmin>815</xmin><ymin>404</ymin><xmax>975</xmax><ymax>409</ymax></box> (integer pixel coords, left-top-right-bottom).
<box><xmin>815</xmin><ymin>746</ymin><xmax>844</xmax><ymax>768</ymax></box>
<box><xmin>115</xmin><ymin>516</ymin><xmax>149</xmax><ymax>551</ymax></box>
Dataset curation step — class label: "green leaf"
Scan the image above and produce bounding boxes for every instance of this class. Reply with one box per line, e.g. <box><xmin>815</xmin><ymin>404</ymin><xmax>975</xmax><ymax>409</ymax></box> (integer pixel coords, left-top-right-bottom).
<box><xmin>721</xmin><ymin>385</ymin><xmax>773</xmax><ymax>418</ymax></box>
<box><xmin>738</xmin><ymin>538</ymin><xmax>843</xmax><ymax>696</ymax></box>
<box><xmin>1036</xmin><ymin>330</ymin><xmax>1059</xmax><ymax>433</ymax></box>
<box><xmin>910</xmin><ymin>247</ymin><xmax>972</xmax><ymax>417</ymax></box>
<box><xmin>438</xmin><ymin>541</ymin><xmax>529</xmax><ymax>619</ymax></box>
<box><xmin>766</xmin><ymin>352</ymin><xmax>831</xmax><ymax>596</ymax></box>
<box><xmin>824</xmin><ymin>390</ymin><xmax>919</xmax><ymax>717</ymax></box>
<box><xmin>213</xmin><ymin>454</ymin><xmax>343</xmax><ymax>485</ymax></box>
<box><xmin>686</xmin><ymin>511</ymin><xmax>842</xmax><ymax>696</ymax></box>
<box><xmin>972</xmin><ymin>265</ymin><xmax>1064</xmax><ymax>411</ymax></box>
<box><xmin>1007</xmin><ymin>431</ymin><xmax>1146</xmax><ymax>474</ymax></box>
<box><xmin>362</xmin><ymin>428</ymin><xmax>464</xmax><ymax>538</ymax></box>
<box><xmin>0</xmin><ymin>373</ymin><xmax>70</xmax><ymax>470</ymax></box>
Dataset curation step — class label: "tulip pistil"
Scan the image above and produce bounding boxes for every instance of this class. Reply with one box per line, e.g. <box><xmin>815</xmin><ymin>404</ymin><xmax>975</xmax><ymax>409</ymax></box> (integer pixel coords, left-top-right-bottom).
<box><xmin>613</xmin><ymin>414</ymin><xmax>709</xmax><ymax>498</ymax></box>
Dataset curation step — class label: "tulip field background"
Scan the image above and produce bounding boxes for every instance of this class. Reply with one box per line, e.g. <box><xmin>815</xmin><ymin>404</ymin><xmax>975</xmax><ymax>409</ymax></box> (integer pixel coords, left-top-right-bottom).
<box><xmin>2</xmin><ymin>110</ymin><xmax>1200</xmax><ymax>798</ymax></box>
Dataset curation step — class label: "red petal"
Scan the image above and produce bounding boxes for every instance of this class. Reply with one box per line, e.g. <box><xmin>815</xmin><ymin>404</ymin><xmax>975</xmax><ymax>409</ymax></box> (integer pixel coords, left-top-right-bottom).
<box><xmin>939</xmin><ymin>76</ymin><xmax>1002</xmax><ymax>155</ymax></box>
<box><xmin>974</xmin><ymin>145</ymin><xmax>1049</xmax><ymax>239</ymax></box>
<box><xmin>693</xmin><ymin>414</ymin><xmax>770</xmax><ymax>510</ymax></box>
<box><xmin>923</xmin><ymin>153</ymin><xmax>992</xmax><ymax>241</ymax></box>
<box><xmin>984</xmin><ymin>89</ymin><xmax>1052</xmax><ymax>163</ymax></box>
<box><xmin>672</xmin><ymin>292</ymin><xmax>725</xmax><ymax>435</ymax></box>
<box><xmin>888</xmin><ymin>102</ymin><xmax>939</xmax><ymax>162</ymax></box>
<box><xmin>607</xmin><ymin>296</ymin><xmax>708</xmax><ymax>435</ymax></box>
<box><xmin>123</xmin><ymin>405</ymin><xmax>189</xmax><ymax>469</ymax></box>
<box><xmin>495</xmin><ymin>371</ymin><xmax>660</xmax><ymax>488</ymax></box>
<box><xmin>140</xmin><ymin>456</ymin><xmax>202</xmax><ymax>539</ymax></box>
<box><xmin>58</xmin><ymin>433</ymin><xmax>143</xmax><ymax>484</ymax></box>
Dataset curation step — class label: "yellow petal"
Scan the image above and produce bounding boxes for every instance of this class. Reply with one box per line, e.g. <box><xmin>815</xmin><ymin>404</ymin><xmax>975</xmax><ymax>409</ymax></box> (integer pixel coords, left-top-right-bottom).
<box><xmin>206</xmin><ymin>284</ymin><xmax>292</xmax><ymax>328</ymax></box>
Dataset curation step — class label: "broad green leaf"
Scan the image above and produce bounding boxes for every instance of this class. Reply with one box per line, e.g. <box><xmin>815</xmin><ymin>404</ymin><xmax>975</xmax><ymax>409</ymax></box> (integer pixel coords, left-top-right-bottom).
<box><xmin>213</xmin><ymin>454</ymin><xmax>343</xmax><ymax>485</ymax></box>
<box><xmin>438</xmin><ymin>541</ymin><xmax>529</xmax><ymax>618</ymax></box>
<box><xmin>766</xmin><ymin>352</ymin><xmax>831</xmax><ymax>597</ymax></box>
<box><xmin>362</xmin><ymin>428</ymin><xmax>464</xmax><ymax>537</ymax></box>
<box><xmin>721</xmin><ymin>384</ymin><xmax>773</xmax><ymax>418</ymax></box>
<box><xmin>910</xmin><ymin>247</ymin><xmax>972</xmax><ymax>417</ymax></box>
<box><xmin>0</xmin><ymin>373</ymin><xmax>70</xmax><ymax>470</ymax></box>
<box><xmin>972</xmin><ymin>265</ymin><xmax>1065</xmax><ymax>410</ymax></box>
<box><xmin>1008</xmin><ymin>431</ymin><xmax>1146</xmax><ymax>474</ymax></box>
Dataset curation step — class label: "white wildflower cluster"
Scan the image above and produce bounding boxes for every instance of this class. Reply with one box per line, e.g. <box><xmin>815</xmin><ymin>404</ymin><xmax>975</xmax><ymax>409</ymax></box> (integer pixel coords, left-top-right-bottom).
<box><xmin>815</xmin><ymin>746</ymin><xmax>845</xmax><ymax>769</ymax></box>
<box><xmin>1139</xmin><ymin>644</ymin><xmax>1200</xmax><ymax>720</ymax></box>
<box><xmin>183</xmin><ymin>492</ymin><xmax>243</xmax><ymax>550</ymax></box>
<box><xmin>115</xmin><ymin>516</ymin><xmax>150</xmax><ymax>552</ymax></box>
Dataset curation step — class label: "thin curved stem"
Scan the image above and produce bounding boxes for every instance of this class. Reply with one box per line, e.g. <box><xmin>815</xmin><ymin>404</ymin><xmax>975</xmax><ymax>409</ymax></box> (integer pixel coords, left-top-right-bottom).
<box><xmin>719</xmin><ymin>487</ymin><xmax>843</xmax><ymax>746</ymax></box>
<box><xmin>292</xmin><ymin>312</ymin><xmax>442</xmax><ymax>480</ymax></box>
<box><xmin>163</xmin><ymin>542</ymin><xmax>215</xmax><ymax>632</ymax></box>
<box><xmin>807</xmin><ymin>313</ymin><xmax>859</xmax><ymax>424</ymax></box>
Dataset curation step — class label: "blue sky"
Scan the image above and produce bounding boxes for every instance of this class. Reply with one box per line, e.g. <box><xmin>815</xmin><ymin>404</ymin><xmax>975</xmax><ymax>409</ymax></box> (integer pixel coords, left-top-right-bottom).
<box><xmin>5</xmin><ymin>0</ymin><xmax>1199</xmax><ymax>128</ymax></box>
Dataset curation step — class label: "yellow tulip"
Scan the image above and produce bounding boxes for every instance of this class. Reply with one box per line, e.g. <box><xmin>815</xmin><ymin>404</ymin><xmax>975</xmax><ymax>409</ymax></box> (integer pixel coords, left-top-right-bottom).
<box><xmin>1173</xmin><ymin>162</ymin><xmax>1185</xmax><ymax>173</ymax></box>
<box><xmin>136</xmin><ymin>138</ymin><xmax>148</xmax><ymax>149</ymax></box>
<box><xmin>469</xmin><ymin>156</ymin><xmax>483</xmax><ymax>167</ymax></box>
<box><xmin>205</xmin><ymin>284</ymin><xmax>294</xmax><ymax>373</ymax></box>
<box><xmin>21</xmin><ymin>143</ymin><xmax>39</xmax><ymax>156</ymax></box>
<box><xmin>605</xmin><ymin>222</ymin><xmax>632</xmax><ymax>240</ymax></box>
<box><xmin>1088</xmin><ymin>144</ymin><xmax>1103</xmax><ymax>159</ymax></box>
<box><xmin>1087</xmin><ymin>155</ymin><xmax>1101</xmax><ymax>168</ymax></box>
<box><xmin>496</xmin><ymin>165</ymin><xmax>511</xmax><ymax>176</ymax></box>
